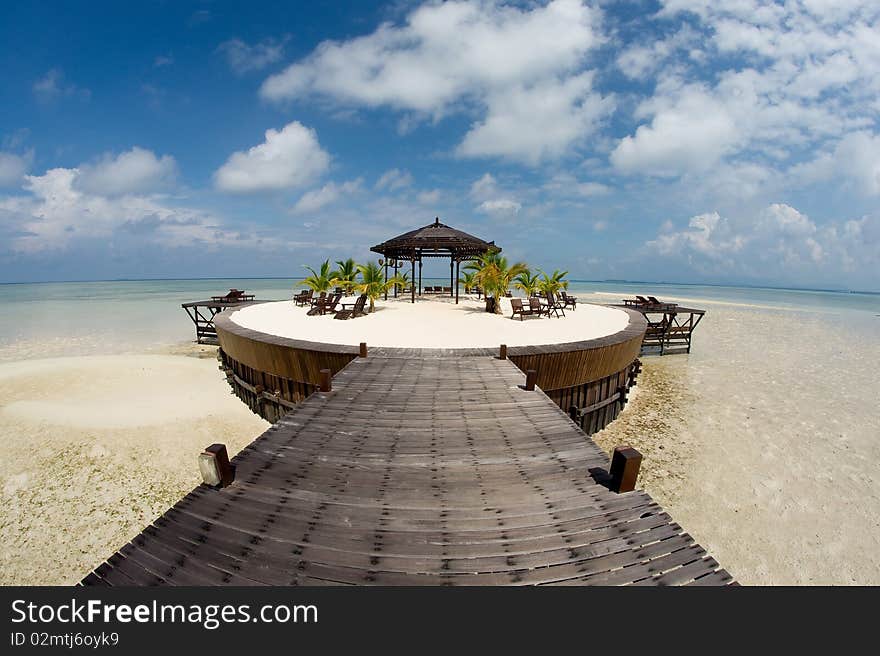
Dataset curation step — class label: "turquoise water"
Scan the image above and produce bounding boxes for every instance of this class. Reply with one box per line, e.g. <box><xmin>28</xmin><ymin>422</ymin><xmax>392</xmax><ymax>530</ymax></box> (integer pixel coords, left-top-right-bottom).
<box><xmin>0</xmin><ymin>278</ymin><xmax>877</xmax><ymax>361</ymax></box>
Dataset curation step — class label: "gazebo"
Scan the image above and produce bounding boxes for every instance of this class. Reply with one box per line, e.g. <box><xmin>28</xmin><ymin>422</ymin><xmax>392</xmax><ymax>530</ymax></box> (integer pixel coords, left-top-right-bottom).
<box><xmin>371</xmin><ymin>218</ymin><xmax>500</xmax><ymax>304</ymax></box>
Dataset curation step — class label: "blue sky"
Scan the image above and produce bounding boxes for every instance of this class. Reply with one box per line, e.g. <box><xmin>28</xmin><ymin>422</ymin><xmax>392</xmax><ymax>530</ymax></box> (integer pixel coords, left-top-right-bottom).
<box><xmin>1</xmin><ymin>0</ymin><xmax>878</xmax><ymax>289</ymax></box>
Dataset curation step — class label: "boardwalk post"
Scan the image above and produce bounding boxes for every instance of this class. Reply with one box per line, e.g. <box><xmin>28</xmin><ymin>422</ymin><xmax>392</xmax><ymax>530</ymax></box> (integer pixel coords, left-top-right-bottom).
<box><xmin>525</xmin><ymin>369</ymin><xmax>537</xmax><ymax>391</ymax></box>
<box><xmin>199</xmin><ymin>443</ymin><xmax>234</xmax><ymax>488</ymax></box>
<box><xmin>609</xmin><ymin>446</ymin><xmax>642</xmax><ymax>493</ymax></box>
<box><xmin>359</xmin><ymin>342</ymin><xmax>368</xmax><ymax>358</ymax></box>
<box><xmin>319</xmin><ymin>368</ymin><xmax>332</xmax><ymax>392</ymax></box>
<box><xmin>499</xmin><ymin>344</ymin><xmax>507</xmax><ymax>360</ymax></box>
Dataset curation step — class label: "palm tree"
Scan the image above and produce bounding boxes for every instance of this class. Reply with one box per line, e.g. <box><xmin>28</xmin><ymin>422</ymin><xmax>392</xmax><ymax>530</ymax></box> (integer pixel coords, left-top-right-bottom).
<box><xmin>459</xmin><ymin>270</ymin><xmax>477</xmax><ymax>293</ymax></box>
<box><xmin>355</xmin><ymin>261</ymin><xmax>404</xmax><ymax>312</ymax></box>
<box><xmin>302</xmin><ymin>259</ymin><xmax>333</xmax><ymax>293</ymax></box>
<box><xmin>537</xmin><ymin>269</ymin><xmax>569</xmax><ymax>297</ymax></box>
<box><xmin>513</xmin><ymin>270</ymin><xmax>541</xmax><ymax>298</ymax></box>
<box><xmin>465</xmin><ymin>252</ymin><xmax>529</xmax><ymax>314</ymax></box>
<box><xmin>331</xmin><ymin>258</ymin><xmax>358</xmax><ymax>294</ymax></box>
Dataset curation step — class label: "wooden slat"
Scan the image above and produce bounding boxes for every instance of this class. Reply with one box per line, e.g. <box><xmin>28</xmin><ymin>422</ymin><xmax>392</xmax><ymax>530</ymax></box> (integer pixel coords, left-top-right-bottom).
<box><xmin>83</xmin><ymin>354</ymin><xmax>731</xmax><ymax>586</ymax></box>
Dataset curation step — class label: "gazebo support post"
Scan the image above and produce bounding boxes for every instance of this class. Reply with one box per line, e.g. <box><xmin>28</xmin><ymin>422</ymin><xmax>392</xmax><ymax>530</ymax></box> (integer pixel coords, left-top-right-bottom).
<box><xmin>418</xmin><ymin>260</ymin><xmax>422</xmax><ymax>296</ymax></box>
<box><xmin>455</xmin><ymin>259</ymin><xmax>460</xmax><ymax>304</ymax></box>
<box><xmin>384</xmin><ymin>260</ymin><xmax>388</xmax><ymax>301</ymax></box>
<box><xmin>449</xmin><ymin>259</ymin><xmax>454</xmax><ymax>298</ymax></box>
<box><xmin>411</xmin><ymin>257</ymin><xmax>415</xmax><ymax>303</ymax></box>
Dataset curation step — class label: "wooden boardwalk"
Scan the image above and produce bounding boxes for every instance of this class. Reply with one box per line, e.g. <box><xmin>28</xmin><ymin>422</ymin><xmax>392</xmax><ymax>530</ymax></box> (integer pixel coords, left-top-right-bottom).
<box><xmin>83</xmin><ymin>355</ymin><xmax>733</xmax><ymax>586</ymax></box>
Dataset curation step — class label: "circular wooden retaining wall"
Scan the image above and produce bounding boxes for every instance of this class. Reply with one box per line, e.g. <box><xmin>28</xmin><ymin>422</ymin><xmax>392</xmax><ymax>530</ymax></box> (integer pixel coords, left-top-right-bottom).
<box><xmin>214</xmin><ymin>306</ymin><xmax>646</xmax><ymax>435</ymax></box>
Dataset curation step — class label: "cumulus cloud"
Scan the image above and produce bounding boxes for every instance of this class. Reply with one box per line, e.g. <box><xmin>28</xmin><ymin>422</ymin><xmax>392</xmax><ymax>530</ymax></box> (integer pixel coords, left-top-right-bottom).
<box><xmin>214</xmin><ymin>121</ymin><xmax>330</xmax><ymax>193</ymax></box>
<box><xmin>645</xmin><ymin>203</ymin><xmax>879</xmax><ymax>285</ymax></box>
<box><xmin>469</xmin><ymin>173</ymin><xmax>498</xmax><ymax>200</ymax></box>
<box><xmin>457</xmin><ymin>72</ymin><xmax>614</xmax><ymax>164</ymax></box>
<box><xmin>292</xmin><ymin>179</ymin><xmax>362</xmax><ymax>214</ymax></box>
<box><xmin>612</xmin><ymin>1</ymin><xmax>880</xmax><ymax>189</ymax></box>
<box><xmin>0</xmin><ymin>150</ymin><xmax>33</xmax><ymax>187</ymax></box>
<box><xmin>478</xmin><ymin>199</ymin><xmax>521</xmax><ymax>216</ymax></box>
<box><xmin>0</xmin><ymin>167</ymin><xmax>249</xmax><ymax>253</ymax></box>
<box><xmin>611</xmin><ymin>83</ymin><xmax>740</xmax><ymax>176</ymax></box>
<box><xmin>75</xmin><ymin>147</ymin><xmax>177</xmax><ymax>196</ymax></box>
<box><xmin>217</xmin><ymin>37</ymin><xmax>287</xmax><ymax>75</ymax></box>
<box><xmin>260</xmin><ymin>0</ymin><xmax>609</xmax><ymax>163</ymax></box>
<box><xmin>375</xmin><ymin>168</ymin><xmax>413</xmax><ymax>191</ymax></box>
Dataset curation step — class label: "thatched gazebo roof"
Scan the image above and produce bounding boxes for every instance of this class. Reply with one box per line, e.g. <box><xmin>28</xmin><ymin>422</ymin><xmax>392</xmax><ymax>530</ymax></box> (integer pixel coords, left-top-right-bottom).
<box><xmin>370</xmin><ymin>217</ymin><xmax>500</xmax><ymax>261</ymax></box>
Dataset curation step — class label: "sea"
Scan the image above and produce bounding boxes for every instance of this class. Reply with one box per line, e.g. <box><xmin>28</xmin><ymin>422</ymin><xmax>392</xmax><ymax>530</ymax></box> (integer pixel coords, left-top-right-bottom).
<box><xmin>1</xmin><ymin>278</ymin><xmax>877</xmax><ymax>362</ymax></box>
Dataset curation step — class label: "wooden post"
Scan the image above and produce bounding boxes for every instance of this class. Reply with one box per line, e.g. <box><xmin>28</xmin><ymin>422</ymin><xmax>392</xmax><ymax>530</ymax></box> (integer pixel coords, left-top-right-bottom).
<box><xmin>499</xmin><ymin>344</ymin><xmax>507</xmax><ymax>360</ymax></box>
<box><xmin>525</xmin><ymin>369</ymin><xmax>537</xmax><ymax>391</ymax></box>
<box><xmin>319</xmin><ymin>368</ymin><xmax>332</xmax><ymax>392</ymax></box>
<box><xmin>609</xmin><ymin>446</ymin><xmax>642</xmax><ymax>493</ymax></box>
<box><xmin>455</xmin><ymin>259</ymin><xmax>460</xmax><ymax>304</ymax></box>
<box><xmin>359</xmin><ymin>342</ymin><xmax>368</xmax><ymax>358</ymax></box>
<box><xmin>418</xmin><ymin>259</ymin><xmax>422</xmax><ymax>296</ymax></box>
<box><xmin>450</xmin><ymin>258</ymin><xmax>454</xmax><ymax>298</ymax></box>
<box><xmin>199</xmin><ymin>443</ymin><xmax>234</xmax><ymax>488</ymax></box>
<box><xmin>411</xmin><ymin>257</ymin><xmax>415</xmax><ymax>303</ymax></box>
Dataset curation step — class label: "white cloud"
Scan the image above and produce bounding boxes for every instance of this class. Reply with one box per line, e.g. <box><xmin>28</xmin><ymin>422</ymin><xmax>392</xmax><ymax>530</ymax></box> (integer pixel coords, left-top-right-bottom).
<box><xmin>417</xmin><ymin>189</ymin><xmax>441</xmax><ymax>205</ymax></box>
<box><xmin>260</xmin><ymin>0</ymin><xmax>608</xmax><ymax>163</ymax></box>
<box><xmin>611</xmin><ymin>83</ymin><xmax>740</xmax><ymax>176</ymax></box>
<box><xmin>0</xmin><ymin>150</ymin><xmax>33</xmax><ymax>187</ymax></box>
<box><xmin>214</xmin><ymin>121</ymin><xmax>330</xmax><ymax>193</ymax></box>
<box><xmin>153</xmin><ymin>54</ymin><xmax>174</xmax><ymax>68</ymax></box>
<box><xmin>217</xmin><ymin>37</ymin><xmax>287</xmax><ymax>75</ymax></box>
<box><xmin>75</xmin><ymin>147</ymin><xmax>177</xmax><ymax>196</ymax></box>
<box><xmin>477</xmin><ymin>199</ymin><xmax>521</xmax><ymax>216</ymax></box>
<box><xmin>375</xmin><ymin>168</ymin><xmax>413</xmax><ymax>191</ymax></box>
<box><xmin>613</xmin><ymin>1</ymin><xmax>880</xmax><ymax>189</ymax></box>
<box><xmin>645</xmin><ymin>203</ymin><xmax>880</xmax><ymax>285</ymax></box>
<box><xmin>0</xmin><ymin>167</ymin><xmax>250</xmax><ymax>253</ymax></box>
<box><xmin>469</xmin><ymin>173</ymin><xmax>498</xmax><ymax>200</ymax></box>
<box><xmin>32</xmin><ymin>69</ymin><xmax>90</xmax><ymax>103</ymax></box>
<box><xmin>457</xmin><ymin>72</ymin><xmax>614</xmax><ymax>164</ymax></box>
<box><xmin>292</xmin><ymin>179</ymin><xmax>362</xmax><ymax>214</ymax></box>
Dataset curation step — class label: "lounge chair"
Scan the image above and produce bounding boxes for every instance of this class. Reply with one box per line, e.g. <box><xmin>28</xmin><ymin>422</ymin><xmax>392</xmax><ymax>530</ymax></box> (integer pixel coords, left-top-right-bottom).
<box><xmin>543</xmin><ymin>291</ymin><xmax>566</xmax><ymax>318</ymax></box>
<box><xmin>334</xmin><ymin>294</ymin><xmax>368</xmax><ymax>320</ymax></box>
<box><xmin>561</xmin><ymin>291</ymin><xmax>577</xmax><ymax>310</ymax></box>
<box><xmin>308</xmin><ymin>292</ymin><xmax>342</xmax><ymax>316</ymax></box>
<box><xmin>511</xmin><ymin>298</ymin><xmax>539</xmax><ymax>320</ymax></box>
<box><xmin>528</xmin><ymin>297</ymin><xmax>547</xmax><ymax>317</ymax></box>
<box><xmin>293</xmin><ymin>289</ymin><xmax>312</xmax><ymax>306</ymax></box>
<box><xmin>211</xmin><ymin>288</ymin><xmax>255</xmax><ymax>303</ymax></box>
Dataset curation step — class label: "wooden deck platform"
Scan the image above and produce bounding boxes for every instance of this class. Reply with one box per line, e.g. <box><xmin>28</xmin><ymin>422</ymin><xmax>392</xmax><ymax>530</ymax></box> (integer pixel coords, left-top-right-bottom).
<box><xmin>181</xmin><ymin>299</ymin><xmax>262</xmax><ymax>345</ymax></box>
<box><xmin>83</xmin><ymin>354</ymin><xmax>732</xmax><ymax>586</ymax></box>
<box><xmin>616</xmin><ymin>304</ymin><xmax>706</xmax><ymax>355</ymax></box>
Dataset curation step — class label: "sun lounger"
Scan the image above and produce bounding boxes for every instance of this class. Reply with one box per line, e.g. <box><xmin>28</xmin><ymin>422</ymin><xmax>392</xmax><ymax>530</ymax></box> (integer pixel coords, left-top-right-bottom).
<box><xmin>308</xmin><ymin>292</ymin><xmax>342</xmax><ymax>316</ymax></box>
<box><xmin>211</xmin><ymin>289</ymin><xmax>255</xmax><ymax>303</ymax></box>
<box><xmin>335</xmin><ymin>294</ymin><xmax>368</xmax><ymax>319</ymax></box>
<box><xmin>293</xmin><ymin>289</ymin><xmax>313</xmax><ymax>306</ymax></box>
<box><xmin>528</xmin><ymin>297</ymin><xmax>547</xmax><ymax>317</ymax></box>
<box><xmin>560</xmin><ymin>291</ymin><xmax>577</xmax><ymax>310</ymax></box>
<box><xmin>543</xmin><ymin>291</ymin><xmax>566</xmax><ymax>318</ymax></box>
<box><xmin>510</xmin><ymin>298</ymin><xmax>539</xmax><ymax>320</ymax></box>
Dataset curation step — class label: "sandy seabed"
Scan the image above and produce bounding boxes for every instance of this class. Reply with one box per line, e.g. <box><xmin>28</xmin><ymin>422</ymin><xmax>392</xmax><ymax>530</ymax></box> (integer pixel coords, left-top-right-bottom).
<box><xmin>1</xmin><ymin>297</ymin><xmax>878</xmax><ymax>585</ymax></box>
<box><xmin>0</xmin><ymin>350</ymin><xmax>268</xmax><ymax>585</ymax></box>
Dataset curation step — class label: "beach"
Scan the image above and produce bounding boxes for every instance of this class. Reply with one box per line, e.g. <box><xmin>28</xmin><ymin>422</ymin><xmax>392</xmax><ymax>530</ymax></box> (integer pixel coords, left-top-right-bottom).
<box><xmin>0</xmin><ymin>350</ymin><xmax>268</xmax><ymax>586</ymax></box>
<box><xmin>0</xmin><ymin>279</ymin><xmax>878</xmax><ymax>585</ymax></box>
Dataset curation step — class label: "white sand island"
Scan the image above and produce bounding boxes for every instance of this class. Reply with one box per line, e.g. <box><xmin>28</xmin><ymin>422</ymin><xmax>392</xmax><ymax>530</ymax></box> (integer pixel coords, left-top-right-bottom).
<box><xmin>230</xmin><ymin>295</ymin><xmax>630</xmax><ymax>348</ymax></box>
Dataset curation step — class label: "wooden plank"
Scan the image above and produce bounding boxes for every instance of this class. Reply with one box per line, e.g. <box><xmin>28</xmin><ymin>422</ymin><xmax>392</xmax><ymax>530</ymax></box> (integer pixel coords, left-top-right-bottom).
<box><xmin>83</xmin><ymin>353</ymin><xmax>731</xmax><ymax>587</ymax></box>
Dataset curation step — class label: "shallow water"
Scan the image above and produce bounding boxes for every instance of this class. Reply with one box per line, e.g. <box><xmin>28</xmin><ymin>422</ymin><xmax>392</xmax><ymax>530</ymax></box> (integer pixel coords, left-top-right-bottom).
<box><xmin>1</xmin><ymin>278</ymin><xmax>878</xmax><ymax>584</ymax></box>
